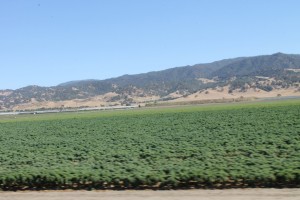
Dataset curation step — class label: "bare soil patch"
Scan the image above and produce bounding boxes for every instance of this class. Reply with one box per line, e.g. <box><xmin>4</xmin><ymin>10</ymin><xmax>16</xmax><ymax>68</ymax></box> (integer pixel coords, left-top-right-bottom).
<box><xmin>0</xmin><ymin>189</ymin><xmax>299</xmax><ymax>200</ymax></box>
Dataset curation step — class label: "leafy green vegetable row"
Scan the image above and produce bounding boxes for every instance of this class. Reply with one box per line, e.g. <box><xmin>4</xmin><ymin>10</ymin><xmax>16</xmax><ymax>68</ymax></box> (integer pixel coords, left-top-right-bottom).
<box><xmin>0</xmin><ymin>104</ymin><xmax>299</xmax><ymax>190</ymax></box>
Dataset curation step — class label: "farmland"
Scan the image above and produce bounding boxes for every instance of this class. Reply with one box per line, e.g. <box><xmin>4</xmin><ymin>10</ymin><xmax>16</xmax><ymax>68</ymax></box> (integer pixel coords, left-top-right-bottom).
<box><xmin>0</xmin><ymin>100</ymin><xmax>300</xmax><ymax>190</ymax></box>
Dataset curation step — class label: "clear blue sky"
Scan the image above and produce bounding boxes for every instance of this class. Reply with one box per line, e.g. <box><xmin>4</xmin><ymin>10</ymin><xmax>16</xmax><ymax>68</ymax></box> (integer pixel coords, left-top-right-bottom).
<box><xmin>1</xmin><ymin>0</ymin><xmax>300</xmax><ymax>89</ymax></box>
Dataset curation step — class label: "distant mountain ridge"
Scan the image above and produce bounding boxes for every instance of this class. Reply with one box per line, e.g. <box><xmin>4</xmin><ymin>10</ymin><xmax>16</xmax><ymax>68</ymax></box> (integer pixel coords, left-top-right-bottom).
<box><xmin>58</xmin><ymin>79</ymin><xmax>99</xmax><ymax>87</ymax></box>
<box><xmin>0</xmin><ymin>53</ymin><xmax>299</xmax><ymax>110</ymax></box>
<box><xmin>211</xmin><ymin>53</ymin><xmax>300</xmax><ymax>78</ymax></box>
<box><xmin>58</xmin><ymin>57</ymin><xmax>244</xmax><ymax>89</ymax></box>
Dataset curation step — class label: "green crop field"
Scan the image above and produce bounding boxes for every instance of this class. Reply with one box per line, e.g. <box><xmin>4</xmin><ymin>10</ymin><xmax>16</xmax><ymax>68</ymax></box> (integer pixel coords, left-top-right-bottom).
<box><xmin>0</xmin><ymin>100</ymin><xmax>300</xmax><ymax>190</ymax></box>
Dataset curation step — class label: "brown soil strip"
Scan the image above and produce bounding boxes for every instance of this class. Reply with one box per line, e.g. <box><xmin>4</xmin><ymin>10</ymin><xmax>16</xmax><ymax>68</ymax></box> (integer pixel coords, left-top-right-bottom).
<box><xmin>0</xmin><ymin>189</ymin><xmax>299</xmax><ymax>200</ymax></box>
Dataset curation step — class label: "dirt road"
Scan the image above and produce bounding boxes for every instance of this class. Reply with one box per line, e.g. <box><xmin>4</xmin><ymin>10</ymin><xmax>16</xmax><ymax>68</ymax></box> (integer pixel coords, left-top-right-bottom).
<box><xmin>0</xmin><ymin>189</ymin><xmax>299</xmax><ymax>200</ymax></box>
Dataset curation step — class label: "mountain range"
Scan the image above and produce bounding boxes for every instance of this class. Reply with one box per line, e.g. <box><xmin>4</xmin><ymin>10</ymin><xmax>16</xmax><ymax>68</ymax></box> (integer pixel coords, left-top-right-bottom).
<box><xmin>0</xmin><ymin>53</ymin><xmax>299</xmax><ymax>110</ymax></box>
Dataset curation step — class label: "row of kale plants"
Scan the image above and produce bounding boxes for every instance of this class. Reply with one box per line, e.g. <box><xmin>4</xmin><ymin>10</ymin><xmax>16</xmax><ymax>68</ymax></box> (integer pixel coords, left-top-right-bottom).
<box><xmin>0</xmin><ymin>103</ymin><xmax>299</xmax><ymax>190</ymax></box>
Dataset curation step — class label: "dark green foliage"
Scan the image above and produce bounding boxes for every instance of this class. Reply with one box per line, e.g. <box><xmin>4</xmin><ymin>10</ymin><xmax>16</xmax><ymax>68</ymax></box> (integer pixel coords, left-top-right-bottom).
<box><xmin>229</xmin><ymin>77</ymin><xmax>253</xmax><ymax>91</ymax></box>
<box><xmin>256</xmin><ymin>84</ymin><xmax>273</xmax><ymax>92</ymax></box>
<box><xmin>0</xmin><ymin>103</ymin><xmax>300</xmax><ymax>190</ymax></box>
